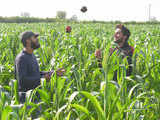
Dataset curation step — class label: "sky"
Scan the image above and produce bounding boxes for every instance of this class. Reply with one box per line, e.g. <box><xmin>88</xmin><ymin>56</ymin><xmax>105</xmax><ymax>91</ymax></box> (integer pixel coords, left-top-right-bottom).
<box><xmin>0</xmin><ymin>0</ymin><xmax>159</xmax><ymax>21</ymax></box>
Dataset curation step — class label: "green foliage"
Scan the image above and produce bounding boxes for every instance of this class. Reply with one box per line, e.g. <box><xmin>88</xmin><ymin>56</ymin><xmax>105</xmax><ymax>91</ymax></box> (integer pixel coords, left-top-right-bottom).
<box><xmin>0</xmin><ymin>23</ymin><xmax>159</xmax><ymax>119</ymax></box>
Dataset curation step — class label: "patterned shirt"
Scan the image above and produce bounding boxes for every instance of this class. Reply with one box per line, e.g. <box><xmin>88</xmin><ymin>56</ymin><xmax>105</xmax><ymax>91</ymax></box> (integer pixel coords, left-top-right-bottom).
<box><xmin>98</xmin><ymin>42</ymin><xmax>134</xmax><ymax>80</ymax></box>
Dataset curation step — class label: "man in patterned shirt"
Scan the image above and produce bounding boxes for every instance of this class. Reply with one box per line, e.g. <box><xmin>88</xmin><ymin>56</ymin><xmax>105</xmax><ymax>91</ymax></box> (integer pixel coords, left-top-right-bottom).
<box><xmin>95</xmin><ymin>24</ymin><xmax>134</xmax><ymax>81</ymax></box>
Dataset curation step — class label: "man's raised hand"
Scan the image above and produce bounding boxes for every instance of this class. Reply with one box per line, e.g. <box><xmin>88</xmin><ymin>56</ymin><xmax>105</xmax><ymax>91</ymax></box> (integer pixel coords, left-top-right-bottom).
<box><xmin>95</xmin><ymin>49</ymin><xmax>102</xmax><ymax>59</ymax></box>
<box><xmin>44</xmin><ymin>73</ymin><xmax>51</xmax><ymax>81</ymax></box>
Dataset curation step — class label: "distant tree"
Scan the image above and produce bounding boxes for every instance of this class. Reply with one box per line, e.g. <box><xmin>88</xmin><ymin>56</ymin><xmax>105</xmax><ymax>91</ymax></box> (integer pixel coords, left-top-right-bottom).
<box><xmin>21</xmin><ymin>12</ymin><xmax>30</xmax><ymax>17</ymax></box>
<box><xmin>150</xmin><ymin>16</ymin><xmax>157</xmax><ymax>22</ymax></box>
<box><xmin>70</xmin><ymin>15</ymin><xmax>78</xmax><ymax>21</ymax></box>
<box><xmin>56</xmin><ymin>11</ymin><xmax>66</xmax><ymax>19</ymax></box>
<box><xmin>114</xmin><ymin>20</ymin><xmax>122</xmax><ymax>24</ymax></box>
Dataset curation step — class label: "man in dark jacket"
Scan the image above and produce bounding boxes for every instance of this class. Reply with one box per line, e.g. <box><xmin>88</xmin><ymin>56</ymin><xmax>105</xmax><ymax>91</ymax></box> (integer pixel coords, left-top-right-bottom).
<box><xmin>15</xmin><ymin>31</ymin><xmax>65</xmax><ymax>103</ymax></box>
<box><xmin>95</xmin><ymin>24</ymin><xmax>134</xmax><ymax>80</ymax></box>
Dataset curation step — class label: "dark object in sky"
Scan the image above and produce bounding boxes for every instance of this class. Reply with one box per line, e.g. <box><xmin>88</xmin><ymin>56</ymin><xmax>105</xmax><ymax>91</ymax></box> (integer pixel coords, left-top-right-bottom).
<box><xmin>81</xmin><ymin>6</ymin><xmax>87</xmax><ymax>13</ymax></box>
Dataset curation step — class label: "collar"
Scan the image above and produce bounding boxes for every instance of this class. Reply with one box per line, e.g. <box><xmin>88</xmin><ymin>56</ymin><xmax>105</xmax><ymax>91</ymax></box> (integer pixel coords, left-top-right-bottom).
<box><xmin>22</xmin><ymin>50</ymin><xmax>33</xmax><ymax>56</ymax></box>
<box><xmin>120</xmin><ymin>42</ymin><xmax>130</xmax><ymax>49</ymax></box>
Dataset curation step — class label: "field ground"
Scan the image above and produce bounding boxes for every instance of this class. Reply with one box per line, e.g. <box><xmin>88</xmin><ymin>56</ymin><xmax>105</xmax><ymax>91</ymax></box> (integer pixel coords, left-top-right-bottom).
<box><xmin>0</xmin><ymin>23</ymin><xmax>160</xmax><ymax>119</ymax></box>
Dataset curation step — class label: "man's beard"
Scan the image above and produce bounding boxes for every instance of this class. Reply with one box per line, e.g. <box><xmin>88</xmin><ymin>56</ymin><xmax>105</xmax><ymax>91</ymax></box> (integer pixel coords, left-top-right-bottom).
<box><xmin>31</xmin><ymin>41</ymin><xmax>40</xmax><ymax>49</ymax></box>
<box><xmin>114</xmin><ymin>38</ymin><xmax>123</xmax><ymax>43</ymax></box>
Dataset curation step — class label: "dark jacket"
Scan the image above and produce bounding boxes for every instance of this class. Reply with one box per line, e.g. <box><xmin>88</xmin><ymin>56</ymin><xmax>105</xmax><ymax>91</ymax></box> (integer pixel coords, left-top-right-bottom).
<box><xmin>15</xmin><ymin>50</ymin><xmax>43</xmax><ymax>92</ymax></box>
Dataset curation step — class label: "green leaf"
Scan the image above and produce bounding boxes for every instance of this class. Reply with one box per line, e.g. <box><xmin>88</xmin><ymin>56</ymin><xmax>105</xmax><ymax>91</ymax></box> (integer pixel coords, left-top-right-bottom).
<box><xmin>80</xmin><ymin>91</ymin><xmax>105</xmax><ymax>120</ymax></box>
<box><xmin>66</xmin><ymin>111</ymin><xmax>71</xmax><ymax>120</ymax></box>
<box><xmin>71</xmin><ymin>104</ymin><xmax>90</xmax><ymax>116</ymax></box>
<box><xmin>38</xmin><ymin>89</ymin><xmax>50</xmax><ymax>104</ymax></box>
<box><xmin>1</xmin><ymin>106</ymin><xmax>12</xmax><ymax>120</ymax></box>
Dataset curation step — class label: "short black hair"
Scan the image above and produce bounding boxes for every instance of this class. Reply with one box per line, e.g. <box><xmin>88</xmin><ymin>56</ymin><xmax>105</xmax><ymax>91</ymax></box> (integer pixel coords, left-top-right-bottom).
<box><xmin>116</xmin><ymin>24</ymin><xmax>131</xmax><ymax>41</ymax></box>
<box><xmin>21</xmin><ymin>37</ymin><xmax>27</xmax><ymax>47</ymax></box>
<box><xmin>20</xmin><ymin>31</ymin><xmax>39</xmax><ymax>47</ymax></box>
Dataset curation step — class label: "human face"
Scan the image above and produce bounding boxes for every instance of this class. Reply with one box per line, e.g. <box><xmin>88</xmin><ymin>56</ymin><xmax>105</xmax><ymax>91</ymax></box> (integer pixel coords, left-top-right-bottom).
<box><xmin>30</xmin><ymin>35</ymin><xmax>40</xmax><ymax>49</ymax></box>
<box><xmin>114</xmin><ymin>28</ymin><xmax>125</xmax><ymax>44</ymax></box>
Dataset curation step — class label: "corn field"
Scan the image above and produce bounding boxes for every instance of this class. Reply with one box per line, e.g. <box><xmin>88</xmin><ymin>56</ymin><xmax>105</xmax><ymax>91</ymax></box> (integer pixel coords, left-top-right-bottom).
<box><xmin>0</xmin><ymin>23</ymin><xmax>160</xmax><ymax>120</ymax></box>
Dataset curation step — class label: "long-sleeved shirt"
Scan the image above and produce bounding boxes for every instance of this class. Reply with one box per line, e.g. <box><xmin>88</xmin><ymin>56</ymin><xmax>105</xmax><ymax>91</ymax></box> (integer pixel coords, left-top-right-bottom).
<box><xmin>15</xmin><ymin>50</ymin><xmax>42</xmax><ymax>92</ymax></box>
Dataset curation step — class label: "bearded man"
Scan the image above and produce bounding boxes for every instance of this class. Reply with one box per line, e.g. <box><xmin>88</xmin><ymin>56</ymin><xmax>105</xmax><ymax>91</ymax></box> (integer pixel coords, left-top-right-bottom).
<box><xmin>15</xmin><ymin>31</ymin><xmax>65</xmax><ymax>103</ymax></box>
<box><xmin>95</xmin><ymin>24</ymin><xmax>134</xmax><ymax>81</ymax></box>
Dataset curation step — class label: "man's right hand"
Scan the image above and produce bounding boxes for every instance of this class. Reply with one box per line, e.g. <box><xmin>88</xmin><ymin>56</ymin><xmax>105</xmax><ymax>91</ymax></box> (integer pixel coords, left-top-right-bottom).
<box><xmin>95</xmin><ymin>49</ymin><xmax>102</xmax><ymax>59</ymax></box>
<box><xmin>44</xmin><ymin>73</ymin><xmax>51</xmax><ymax>81</ymax></box>
<box><xmin>56</xmin><ymin>68</ymin><xmax>66</xmax><ymax>76</ymax></box>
